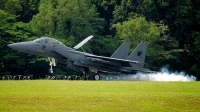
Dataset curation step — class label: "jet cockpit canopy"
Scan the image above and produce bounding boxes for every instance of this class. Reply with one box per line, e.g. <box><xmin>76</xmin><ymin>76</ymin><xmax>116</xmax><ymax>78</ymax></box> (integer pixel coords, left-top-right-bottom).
<box><xmin>33</xmin><ymin>37</ymin><xmax>63</xmax><ymax>44</ymax></box>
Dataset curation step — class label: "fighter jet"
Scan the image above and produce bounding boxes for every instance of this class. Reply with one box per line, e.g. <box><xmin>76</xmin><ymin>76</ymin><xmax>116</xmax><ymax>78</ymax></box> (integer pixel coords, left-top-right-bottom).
<box><xmin>7</xmin><ymin>35</ymin><xmax>152</xmax><ymax>80</ymax></box>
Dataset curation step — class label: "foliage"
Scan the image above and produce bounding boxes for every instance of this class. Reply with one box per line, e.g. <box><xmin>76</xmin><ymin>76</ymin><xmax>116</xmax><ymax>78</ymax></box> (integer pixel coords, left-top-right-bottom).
<box><xmin>114</xmin><ymin>17</ymin><xmax>160</xmax><ymax>48</ymax></box>
<box><xmin>30</xmin><ymin>0</ymin><xmax>105</xmax><ymax>41</ymax></box>
<box><xmin>91</xmin><ymin>0</ymin><xmax>119</xmax><ymax>35</ymax></box>
<box><xmin>0</xmin><ymin>0</ymin><xmax>40</xmax><ymax>23</ymax></box>
<box><xmin>189</xmin><ymin>31</ymin><xmax>200</xmax><ymax>77</ymax></box>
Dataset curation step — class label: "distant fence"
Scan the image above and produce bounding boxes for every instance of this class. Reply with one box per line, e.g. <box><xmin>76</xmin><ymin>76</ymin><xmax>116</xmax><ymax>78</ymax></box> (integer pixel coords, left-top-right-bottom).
<box><xmin>0</xmin><ymin>75</ymin><xmax>86</xmax><ymax>80</ymax></box>
<box><xmin>0</xmin><ymin>75</ymin><xmax>133</xmax><ymax>81</ymax></box>
<box><xmin>0</xmin><ymin>75</ymin><xmax>33</xmax><ymax>80</ymax></box>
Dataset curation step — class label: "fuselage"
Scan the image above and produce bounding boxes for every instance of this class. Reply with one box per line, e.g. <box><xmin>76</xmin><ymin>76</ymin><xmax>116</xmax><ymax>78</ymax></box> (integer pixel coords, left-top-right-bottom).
<box><xmin>7</xmin><ymin>37</ymin><xmax>135</xmax><ymax>74</ymax></box>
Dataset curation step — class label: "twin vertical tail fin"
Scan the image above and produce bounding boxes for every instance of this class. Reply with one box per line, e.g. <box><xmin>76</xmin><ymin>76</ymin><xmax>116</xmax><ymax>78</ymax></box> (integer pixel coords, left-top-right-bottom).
<box><xmin>111</xmin><ymin>41</ymin><xmax>131</xmax><ymax>59</ymax></box>
<box><xmin>127</xmin><ymin>41</ymin><xmax>148</xmax><ymax>68</ymax></box>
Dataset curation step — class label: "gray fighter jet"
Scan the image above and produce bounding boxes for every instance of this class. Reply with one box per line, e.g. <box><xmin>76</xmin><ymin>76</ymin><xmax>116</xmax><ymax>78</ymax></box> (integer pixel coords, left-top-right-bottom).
<box><xmin>7</xmin><ymin>35</ymin><xmax>152</xmax><ymax>80</ymax></box>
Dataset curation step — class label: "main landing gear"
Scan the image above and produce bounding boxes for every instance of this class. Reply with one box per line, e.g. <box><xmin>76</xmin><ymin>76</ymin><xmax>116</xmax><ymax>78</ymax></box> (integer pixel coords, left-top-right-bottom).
<box><xmin>80</xmin><ymin>72</ymin><xmax>100</xmax><ymax>80</ymax></box>
<box><xmin>79</xmin><ymin>68</ymin><xmax>101</xmax><ymax>80</ymax></box>
<box><xmin>80</xmin><ymin>68</ymin><xmax>89</xmax><ymax>80</ymax></box>
<box><xmin>80</xmin><ymin>71</ymin><xmax>86</xmax><ymax>80</ymax></box>
<box><xmin>89</xmin><ymin>68</ymin><xmax>100</xmax><ymax>80</ymax></box>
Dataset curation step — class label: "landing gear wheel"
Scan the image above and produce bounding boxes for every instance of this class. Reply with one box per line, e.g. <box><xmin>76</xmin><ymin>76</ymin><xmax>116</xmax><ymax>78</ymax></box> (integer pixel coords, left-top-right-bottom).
<box><xmin>49</xmin><ymin>69</ymin><xmax>53</xmax><ymax>73</ymax></box>
<box><xmin>94</xmin><ymin>74</ymin><xmax>100</xmax><ymax>80</ymax></box>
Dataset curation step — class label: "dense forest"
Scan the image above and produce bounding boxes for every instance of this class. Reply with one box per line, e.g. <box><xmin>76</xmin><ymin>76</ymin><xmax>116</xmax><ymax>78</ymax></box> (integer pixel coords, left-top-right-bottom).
<box><xmin>0</xmin><ymin>0</ymin><xmax>200</xmax><ymax>79</ymax></box>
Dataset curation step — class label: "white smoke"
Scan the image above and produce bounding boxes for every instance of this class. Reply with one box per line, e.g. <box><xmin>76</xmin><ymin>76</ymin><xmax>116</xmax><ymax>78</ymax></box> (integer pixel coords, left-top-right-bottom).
<box><xmin>101</xmin><ymin>68</ymin><xmax>196</xmax><ymax>81</ymax></box>
<box><xmin>132</xmin><ymin>68</ymin><xmax>196</xmax><ymax>81</ymax></box>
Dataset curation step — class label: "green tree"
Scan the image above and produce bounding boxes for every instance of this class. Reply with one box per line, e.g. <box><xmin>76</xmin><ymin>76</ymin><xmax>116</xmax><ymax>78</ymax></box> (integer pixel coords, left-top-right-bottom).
<box><xmin>114</xmin><ymin>16</ymin><xmax>163</xmax><ymax>70</ymax></box>
<box><xmin>0</xmin><ymin>0</ymin><xmax>40</xmax><ymax>23</ymax></box>
<box><xmin>187</xmin><ymin>0</ymin><xmax>200</xmax><ymax>79</ymax></box>
<box><xmin>114</xmin><ymin>17</ymin><xmax>160</xmax><ymax>48</ymax></box>
<box><xmin>4</xmin><ymin>0</ymin><xmax>22</xmax><ymax>15</ymax></box>
<box><xmin>17</xmin><ymin>0</ymin><xmax>40</xmax><ymax>23</ymax></box>
<box><xmin>0</xmin><ymin>9</ymin><xmax>48</xmax><ymax>77</ymax></box>
<box><xmin>91</xmin><ymin>0</ymin><xmax>119</xmax><ymax>35</ymax></box>
<box><xmin>30</xmin><ymin>0</ymin><xmax>104</xmax><ymax>43</ymax></box>
<box><xmin>30</xmin><ymin>0</ymin><xmax>57</xmax><ymax>36</ymax></box>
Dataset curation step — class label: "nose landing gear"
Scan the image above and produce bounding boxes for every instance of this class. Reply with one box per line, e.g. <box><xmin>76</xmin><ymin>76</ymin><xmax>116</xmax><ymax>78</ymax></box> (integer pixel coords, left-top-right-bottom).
<box><xmin>48</xmin><ymin>57</ymin><xmax>56</xmax><ymax>73</ymax></box>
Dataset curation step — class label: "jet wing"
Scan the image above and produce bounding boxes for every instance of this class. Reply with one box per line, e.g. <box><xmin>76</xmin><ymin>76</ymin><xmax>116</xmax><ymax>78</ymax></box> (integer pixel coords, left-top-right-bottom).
<box><xmin>84</xmin><ymin>53</ymin><xmax>144</xmax><ymax>67</ymax></box>
<box><xmin>73</xmin><ymin>35</ymin><xmax>93</xmax><ymax>49</ymax></box>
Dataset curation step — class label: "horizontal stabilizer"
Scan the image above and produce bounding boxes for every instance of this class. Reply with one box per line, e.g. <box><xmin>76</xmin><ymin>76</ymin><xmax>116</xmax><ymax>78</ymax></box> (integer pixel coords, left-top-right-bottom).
<box><xmin>74</xmin><ymin>35</ymin><xmax>93</xmax><ymax>49</ymax></box>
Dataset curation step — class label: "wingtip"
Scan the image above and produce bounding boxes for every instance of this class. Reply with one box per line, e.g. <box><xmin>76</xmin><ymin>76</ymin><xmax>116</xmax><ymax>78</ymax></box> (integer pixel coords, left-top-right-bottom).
<box><xmin>89</xmin><ymin>35</ymin><xmax>94</xmax><ymax>38</ymax></box>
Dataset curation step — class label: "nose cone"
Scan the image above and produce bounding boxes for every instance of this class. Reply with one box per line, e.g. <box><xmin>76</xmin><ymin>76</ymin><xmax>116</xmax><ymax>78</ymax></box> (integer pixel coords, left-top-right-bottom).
<box><xmin>7</xmin><ymin>42</ymin><xmax>30</xmax><ymax>52</ymax></box>
<box><xmin>7</xmin><ymin>44</ymin><xmax>18</xmax><ymax>50</ymax></box>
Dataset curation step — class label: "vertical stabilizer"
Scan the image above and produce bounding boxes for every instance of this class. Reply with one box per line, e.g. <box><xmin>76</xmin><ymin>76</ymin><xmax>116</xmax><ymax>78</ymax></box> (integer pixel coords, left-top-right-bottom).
<box><xmin>111</xmin><ymin>41</ymin><xmax>131</xmax><ymax>59</ymax></box>
<box><xmin>127</xmin><ymin>41</ymin><xmax>148</xmax><ymax>67</ymax></box>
